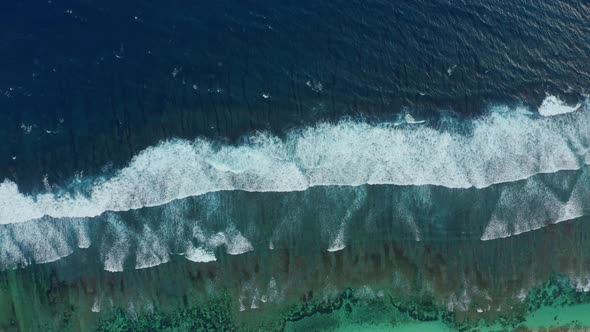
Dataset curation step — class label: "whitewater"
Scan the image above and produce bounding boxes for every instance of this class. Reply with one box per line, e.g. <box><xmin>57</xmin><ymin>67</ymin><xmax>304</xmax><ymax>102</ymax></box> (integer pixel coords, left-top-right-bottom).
<box><xmin>0</xmin><ymin>96</ymin><xmax>588</xmax><ymax>225</ymax></box>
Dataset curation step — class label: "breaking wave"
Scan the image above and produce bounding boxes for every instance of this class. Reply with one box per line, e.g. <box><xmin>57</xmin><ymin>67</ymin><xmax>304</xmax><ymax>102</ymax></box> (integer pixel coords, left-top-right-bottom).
<box><xmin>2</xmin><ymin>165</ymin><xmax>590</xmax><ymax>271</ymax></box>
<box><xmin>0</xmin><ymin>97</ymin><xmax>588</xmax><ymax>225</ymax></box>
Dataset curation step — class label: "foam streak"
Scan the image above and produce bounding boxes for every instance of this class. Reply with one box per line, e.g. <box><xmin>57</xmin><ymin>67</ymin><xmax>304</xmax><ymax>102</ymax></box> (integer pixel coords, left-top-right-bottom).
<box><xmin>0</xmin><ymin>102</ymin><xmax>588</xmax><ymax>225</ymax></box>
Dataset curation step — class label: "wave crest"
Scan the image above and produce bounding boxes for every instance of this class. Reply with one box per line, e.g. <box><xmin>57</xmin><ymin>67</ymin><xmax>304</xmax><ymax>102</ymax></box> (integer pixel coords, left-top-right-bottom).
<box><xmin>0</xmin><ymin>101</ymin><xmax>588</xmax><ymax>224</ymax></box>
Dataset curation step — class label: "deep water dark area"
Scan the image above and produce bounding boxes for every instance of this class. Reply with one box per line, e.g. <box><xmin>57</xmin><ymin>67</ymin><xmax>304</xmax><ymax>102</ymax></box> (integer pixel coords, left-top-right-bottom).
<box><xmin>2</xmin><ymin>0</ymin><xmax>590</xmax><ymax>190</ymax></box>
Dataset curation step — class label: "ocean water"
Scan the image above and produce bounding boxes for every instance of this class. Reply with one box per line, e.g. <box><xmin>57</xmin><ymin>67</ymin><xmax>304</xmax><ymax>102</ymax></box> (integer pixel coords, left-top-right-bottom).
<box><xmin>1</xmin><ymin>0</ymin><xmax>590</xmax><ymax>331</ymax></box>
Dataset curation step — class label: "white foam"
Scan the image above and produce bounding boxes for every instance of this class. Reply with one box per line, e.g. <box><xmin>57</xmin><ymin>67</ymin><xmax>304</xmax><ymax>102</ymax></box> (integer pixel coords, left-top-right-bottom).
<box><xmin>72</xmin><ymin>220</ymin><xmax>91</xmax><ymax>249</ymax></box>
<box><xmin>267</xmin><ymin>277</ymin><xmax>280</xmax><ymax>303</ymax></box>
<box><xmin>571</xmin><ymin>277</ymin><xmax>590</xmax><ymax>292</ymax></box>
<box><xmin>404</xmin><ymin>113</ymin><xmax>426</xmax><ymax>124</ymax></box>
<box><xmin>91</xmin><ymin>297</ymin><xmax>101</xmax><ymax>313</ymax></box>
<box><xmin>186</xmin><ymin>224</ymin><xmax>254</xmax><ymax>260</ymax></box>
<box><xmin>0</xmin><ymin>230</ymin><xmax>30</xmax><ymax>269</ymax></box>
<box><xmin>481</xmin><ymin>167</ymin><xmax>590</xmax><ymax>240</ymax></box>
<box><xmin>250</xmin><ymin>288</ymin><xmax>260</xmax><ymax>309</ymax></box>
<box><xmin>134</xmin><ymin>224</ymin><xmax>170</xmax><ymax>269</ymax></box>
<box><xmin>209</xmin><ymin>228</ymin><xmax>254</xmax><ymax>256</ymax></box>
<box><xmin>184</xmin><ymin>245</ymin><xmax>216</xmax><ymax>263</ymax></box>
<box><xmin>1</xmin><ymin>104</ymin><xmax>589</xmax><ymax>225</ymax></box>
<box><xmin>0</xmin><ymin>217</ymin><xmax>91</xmax><ymax>269</ymax></box>
<box><xmin>327</xmin><ymin>225</ymin><xmax>346</xmax><ymax>252</ymax></box>
<box><xmin>538</xmin><ymin>95</ymin><xmax>581</xmax><ymax>117</ymax></box>
<box><xmin>100</xmin><ymin>214</ymin><xmax>131</xmax><ymax>272</ymax></box>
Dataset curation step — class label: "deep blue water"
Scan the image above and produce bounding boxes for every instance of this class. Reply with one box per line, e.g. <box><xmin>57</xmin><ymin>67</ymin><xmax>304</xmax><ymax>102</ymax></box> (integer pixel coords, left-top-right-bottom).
<box><xmin>2</xmin><ymin>0</ymin><xmax>590</xmax><ymax>191</ymax></box>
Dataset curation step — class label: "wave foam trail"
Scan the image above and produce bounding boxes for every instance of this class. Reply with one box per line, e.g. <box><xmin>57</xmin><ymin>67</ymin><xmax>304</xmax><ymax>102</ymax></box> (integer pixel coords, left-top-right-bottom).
<box><xmin>481</xmin><ymin>167</ymin><xmax>590</xmax><ymax>240</ymax></box>
<box><xmin>538</xmin><ymin>95</ymin><xmax>582</xmax><ymax>117</ymax></box>
<box><xmin>1</xmin><ymin>99</ymin><xmax>589</xmax><ymax>224</ymax></box>
<box><xmin>3</xmin><ymin>166</ymin><xmax>590</xmax><ymax>270</ymax></box>
<box><xmin>0</xmin><ymin>217</ymin><xmax>89</xmax><ymax>269</ymax></box>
